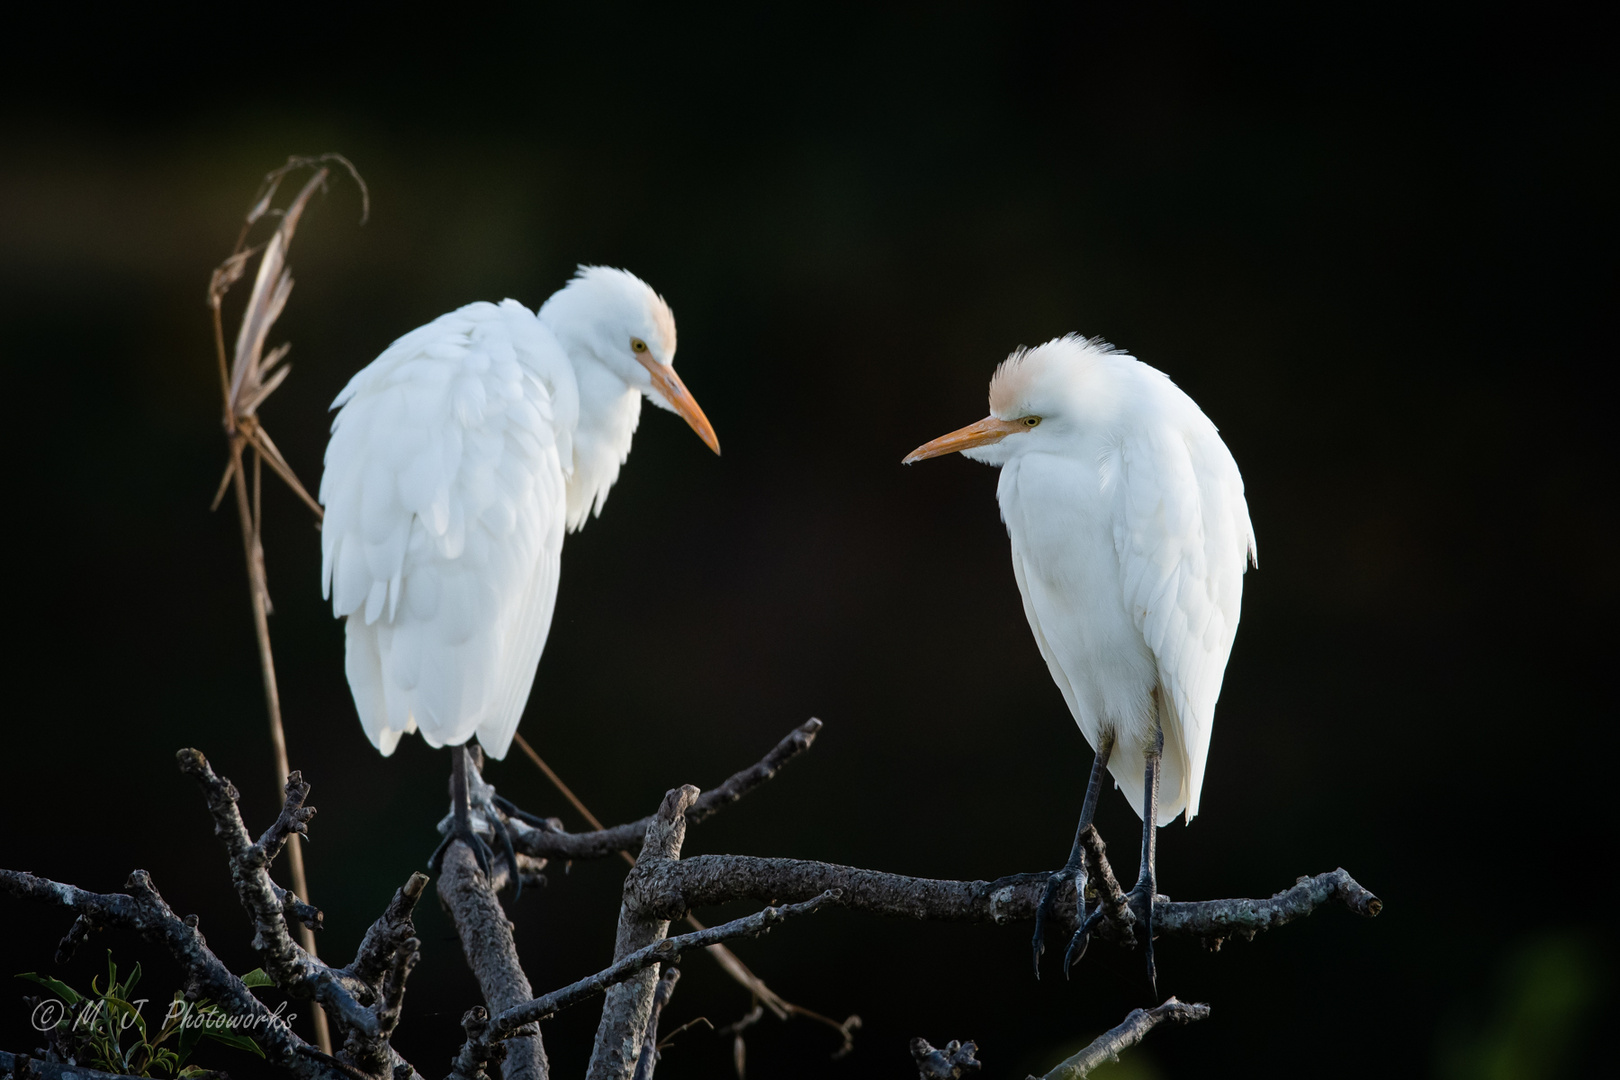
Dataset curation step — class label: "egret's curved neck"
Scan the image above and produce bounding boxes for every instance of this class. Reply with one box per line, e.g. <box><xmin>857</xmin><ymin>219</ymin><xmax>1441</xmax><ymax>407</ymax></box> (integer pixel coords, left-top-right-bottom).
<box><xmin>563</xmin><ymin>353</ymin><xmax>641</xmax><ymax>531</ymax></box>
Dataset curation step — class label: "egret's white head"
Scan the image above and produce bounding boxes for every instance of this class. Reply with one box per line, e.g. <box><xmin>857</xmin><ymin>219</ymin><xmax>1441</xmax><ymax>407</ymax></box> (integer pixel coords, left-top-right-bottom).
<box><xmin>904</xmin><ymin>334</ymin><xmax>1118</xmax><ymax>467</ymax></box>
<box><xmin>540</xmin><ymin>265</ymin><xmax>719</xmax><ymax>454</ymax></box>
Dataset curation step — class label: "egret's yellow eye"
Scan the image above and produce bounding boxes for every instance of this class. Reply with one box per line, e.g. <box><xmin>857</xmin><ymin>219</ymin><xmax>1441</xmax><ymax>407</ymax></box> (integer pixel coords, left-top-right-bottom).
<box><xmin>1023</xmin><ymin>416</ymin><xmax>1041</xmax><ymax>427</ymax></box>
<box><xmin>631</xmin><ymin>338</ymin><xmax>649</xmax><ymax>353</ymax></box>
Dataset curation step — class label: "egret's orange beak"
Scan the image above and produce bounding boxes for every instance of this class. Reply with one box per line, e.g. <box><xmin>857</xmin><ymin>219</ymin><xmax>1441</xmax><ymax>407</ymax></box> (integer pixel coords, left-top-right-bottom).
<box><xmin>639</xmin><ymin>354</ymin><xmax>721</xmax><ymax>455</ymax></box>
<box><xmin>903</xmin><ymin>416</ymin><xmax>1026</xmax><ymax>464</ymax></box>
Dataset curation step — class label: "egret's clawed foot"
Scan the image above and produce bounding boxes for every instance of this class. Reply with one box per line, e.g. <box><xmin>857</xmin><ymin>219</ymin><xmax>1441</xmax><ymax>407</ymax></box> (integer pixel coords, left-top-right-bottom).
<box><xmin>429</xmin><ymin>794</ymin><xmax>526</xmax><ymax>895</ymax></box>
<box><xmin>433</xmin><ymin>745</ymin><xmax>530</xmax><ymax>897</ymax></box>
<box><xmin>428</xmin><ymin>816</ymin><xmax>498</xmax><ymax>881</ymax></box>
<box><xmin>1063</xmin><ymin>906</ymin><xmax>1106</xmax><ymax>972</ymax></box>
<box><xmin>491</xmin><ymin>793</ymin><xmax>556</xmax><ymax>831</ymax></box>
<box><xmin>1031</xmin><ymin>862</ymin><xmax>1087</xmax><ymax>979</ymax></box>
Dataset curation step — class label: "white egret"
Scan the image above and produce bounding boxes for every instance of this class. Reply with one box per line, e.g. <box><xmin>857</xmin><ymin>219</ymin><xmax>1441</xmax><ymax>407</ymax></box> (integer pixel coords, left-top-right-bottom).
<box><xmin>904</xmin><ymin>333</ymin><xmax>1255</xmax><ymax>986</ymax></box>
<box><xmin>319</xmin><ymin>266</ymin><xmax>719</xmax><ymax>875</ymax></box>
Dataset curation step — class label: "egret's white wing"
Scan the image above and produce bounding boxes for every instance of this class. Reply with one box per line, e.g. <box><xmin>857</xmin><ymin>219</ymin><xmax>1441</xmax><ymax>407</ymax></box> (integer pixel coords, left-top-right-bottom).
<box><xmin>1004</xmin><ymin>451</ymin><xmax>1167</xmax><ymax>821</ymax></box>
<box><xmin>319</xmin><ymin>299</ymin><xmax>576</xmax><ymax>759</ymax></box>
<box><xmin>1010</xmin><ymin>545</ymin><xmax>1084</xmax><ymax>730</ymax></box>
<box><xmin>1108</xmin><ymin>381</ymin><xmax>1256</xmax><ymax>822</ymax></box>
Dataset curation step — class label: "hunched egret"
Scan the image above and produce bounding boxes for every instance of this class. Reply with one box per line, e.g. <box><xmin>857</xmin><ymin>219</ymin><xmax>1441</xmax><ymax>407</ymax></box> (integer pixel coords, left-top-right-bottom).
<box><xmin>904</xmin><ymin>334</ymin><xmax>1255</xmax><ymax>987</ymax></box>
<box><xmin>320</xmin><ymin>266</ymin><xmax>719</xmax><ymax>876</ymax></box>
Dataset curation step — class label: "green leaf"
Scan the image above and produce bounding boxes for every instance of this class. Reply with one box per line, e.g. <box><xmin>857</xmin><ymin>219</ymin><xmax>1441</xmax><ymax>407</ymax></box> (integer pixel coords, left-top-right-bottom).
<box><xmin>239</xmin><ymin>968</ymin><xmax>275</xmax><ymax>989</ymax></box>
<box><xmin>177</xmin><ymin>1011</ymin><xmax>204</xmax><ymax>1064</ymax></box>
<box><xmin>17</xmin><ymin>972</ymin><xmax>83</xmax><ymax>1007</ymax></box>
<box><xmin>201</xmin><ymin>1029</ymin><xmax>264</xmax><ymax>1058</ymax></box>
<box><xmin>103</xmin><ymin>994</ymin><xmax>149</xmax><ymax>1042</ymax></box>
<box><xmin>178</xmin><ymin>1068</ymin><xmax>212</xmax><ymax>1077</ymax></box>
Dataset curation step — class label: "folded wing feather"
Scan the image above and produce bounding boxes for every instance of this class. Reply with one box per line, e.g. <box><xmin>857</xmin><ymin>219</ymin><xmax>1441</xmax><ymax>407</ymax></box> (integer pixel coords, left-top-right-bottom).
<box><xmin>320</xmin><ymin>300</ymin><xmax>573</xmax><ymax>758</ymax></box>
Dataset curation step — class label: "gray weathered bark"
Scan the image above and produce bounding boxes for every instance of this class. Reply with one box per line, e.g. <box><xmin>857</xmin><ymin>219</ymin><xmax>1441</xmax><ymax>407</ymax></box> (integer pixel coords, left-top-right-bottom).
<box><xmin>437</xmin><ymin>843</ymin><xmax>547</xmax><ymax>1080</ymax></box>
<box><xmin>584</xmin><ymin>785</ymin><xmax>698</xmax><ymax>1080</ymax></box>
<box><xmin>622</xmin><ymin>854</ymin><xmax>1379</xmax><ymax>950</ymax></box>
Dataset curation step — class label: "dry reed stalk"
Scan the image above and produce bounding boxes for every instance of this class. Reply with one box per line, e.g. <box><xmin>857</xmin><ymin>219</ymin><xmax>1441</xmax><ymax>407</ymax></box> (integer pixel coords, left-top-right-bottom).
<box><xmin>206</xmin><ymin>155</ymin><xmax>369</xmax><ymax>1056</ymax></box>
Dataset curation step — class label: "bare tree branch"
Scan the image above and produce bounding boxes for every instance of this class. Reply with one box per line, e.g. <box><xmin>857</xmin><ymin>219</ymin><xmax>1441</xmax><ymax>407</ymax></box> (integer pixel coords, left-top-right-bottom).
<box><xmin>630</xmin><ymin>967</ymin><xmax>679</xmax><ymax>1080</ymax></box>
<box><xmin>487</xmin><ymin>891</ymin><xmax>839</xmax><ymax>1040</ymax></box>
<box><xmin>448</xmin><ymin>1008</ymin><xmax>505</xmax><ymax>1080</ymax></box>
<box><xmin>507</xmin><ymin>719</ymin><xmax>823</xmax><ymax>862</ymax></box>
<box><xmin>346</xmin><ymin>873</ymin><xmax>430</xmax><ymax>990</ymax></box>
<box><xmin>0</xmin><ymin>1050</ymin><xmax>209</xmax><ymax>1080</ymax></box>
<box><xmin>510</xmin><ymin>720</ymin><xmax>858</xmax><ymax>1054</ymax></box>
<box><xmin>2</xmin><ymin>731</ymin><xmax>1379</xmax><ymax>1078</ymax></box>
<box><xmin>623</xmin><ymin>856</ymin><xmax>1380</xmax><ymax>948</ymax></box>
<box><xmin>173</xmin><ymin>748</ymin><xmax>428</xmax><ymax>1079</ymax></box>
<box><xmin>1031</xmin><ymin>998</ymin><xmax>1211</xmax><ymax>1080</ymax></box>
<box><xmin>585</xmin><ymin>786</ymin><xmax>699</xmax><ymax>1080</ymax></box>
<box><xmin>437</xmin><ymin>844</ymin><xmax>548</xmax><ymax>1080</ymax></box>
<box><xmin>177</xmin><ymin>751</ymin><xmax>376</xmax><ymax>1037</ymax></box>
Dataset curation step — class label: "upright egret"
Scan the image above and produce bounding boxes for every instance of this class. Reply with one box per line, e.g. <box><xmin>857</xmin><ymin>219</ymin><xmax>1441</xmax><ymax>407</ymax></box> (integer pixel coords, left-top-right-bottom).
<box><xmin>904</xmin><ymin>334</ymin><xmax>1255</xmax><ymax>986</ymax></box>
<box><xmin>319</xmin><ymin>266</ymin><xmax>719</xmax><ymax>874</ymax></box>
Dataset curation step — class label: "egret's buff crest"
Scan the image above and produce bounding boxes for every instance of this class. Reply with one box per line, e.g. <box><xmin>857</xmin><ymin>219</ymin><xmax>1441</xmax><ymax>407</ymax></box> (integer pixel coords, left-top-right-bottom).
<box><xmin>555</xmin><ymin>264</ymin><xmax>678</xmax><ymax>359</ymax></box>
<box><xmin>989</xmin><ymin>333</ymin><xmax>1120</xmax><ymax>416</ymax></box>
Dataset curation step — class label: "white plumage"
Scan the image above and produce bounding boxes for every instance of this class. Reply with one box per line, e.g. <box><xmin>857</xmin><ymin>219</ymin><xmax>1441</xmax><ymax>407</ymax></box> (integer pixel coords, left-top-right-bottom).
<box><xmin>319</xmin><ymin>267</ymin><xmax>718</xmax><ymax>761</ymax></box>
<box><xmin>907</xmin><ymin>334</ymin><xmax>1256</xmax><ymax>825</ymax></box>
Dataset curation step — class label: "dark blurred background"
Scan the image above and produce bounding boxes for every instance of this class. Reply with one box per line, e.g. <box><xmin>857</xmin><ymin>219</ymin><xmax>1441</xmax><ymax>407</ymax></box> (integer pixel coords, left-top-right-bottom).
<box><xmin>1</xmin><ymin>2</ymin><xmax>1612</xmax><ymax>1077</ymax></box>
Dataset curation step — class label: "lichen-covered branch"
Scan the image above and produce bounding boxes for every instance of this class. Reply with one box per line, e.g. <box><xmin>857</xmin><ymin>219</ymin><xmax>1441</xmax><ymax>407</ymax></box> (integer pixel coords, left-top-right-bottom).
<box><xmin>1031</xmin><ymin>998</ymin><xmax>1210</xmax><ymax>1079</ymax></box>
<box><xmin>585</xmin><ymin>786</ymin><xmax>699</xmax><ymax>1080</ymax></box>
<box><xmin>624</xmin><ymin>856</ymin><xmax>1380</xmax><ymax>949</ymax></box>
<box><xmin>448</xmin><ymin>1008</ymin><xmax>505</xmax><ymax>1080</ymax></box>
<box><xmin>344</xmin><ymin>873</ymin><xmax>429</xmax><ymax>991</ymax></box>
<box><xmin>1155</xmin><ymin>869</ymin><xmax>1382</xmax><ymax>948</ymax></box>
<box><xmin>176</xmin><ymin>749</ymin><xmax>432</xmax><ymax>1074</ymax></box>
<box><xmin>437</xmin><ymin>843</ymin><xmax>547</xmax><ymax>1080</ymax></box>
<box><xmin>630</xmin><ymin>967</ymin><xmax>679</xmax><ymax>1080</ymax></box>
<box><xmin>911</xmin><ymin>1037</ymin><xmax>982</xmax><ymax>1078</ymax></box>
<box><xmin>175</xmin><ymin>748</ymin><xmax>433</xmax><ymax>1079</ymax></box>
<box><xmin>0</xmin><ymin>1049</ymin><xmax>186</xmax><ymax>1080</ymax></box>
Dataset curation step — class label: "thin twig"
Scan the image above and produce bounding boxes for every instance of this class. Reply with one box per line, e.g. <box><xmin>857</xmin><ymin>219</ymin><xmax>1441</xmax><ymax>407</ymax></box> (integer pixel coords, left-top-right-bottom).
<box><xmin>1031</xmin><ymin>998</ymin><xmax>1210</xmax><ymax>1080</ymax></box>
<box><xmin>494</xmin><ymin>891</ymin><xmax>839</xmax><ymax>1037</ymax></box>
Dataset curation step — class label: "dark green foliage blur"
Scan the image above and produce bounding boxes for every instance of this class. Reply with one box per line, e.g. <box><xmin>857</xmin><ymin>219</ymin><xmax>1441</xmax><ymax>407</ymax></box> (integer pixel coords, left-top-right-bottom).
<box><xmin>1</xmin><ymin>3</ymin><xmax>1610</xmax><ymax>1077</ymax></box>
<box><xmin>18</xmin><ymin>953</ymin><xmax>267</xmax><ymax>1076</ymax></box>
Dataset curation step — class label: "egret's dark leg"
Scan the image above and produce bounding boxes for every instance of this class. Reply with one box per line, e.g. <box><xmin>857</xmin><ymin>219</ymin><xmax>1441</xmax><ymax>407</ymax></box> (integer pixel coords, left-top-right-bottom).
<box><xmin>1032</xmin><ymin>732</ymin><xmax>1114</xmax><ymax>978</ymax></box>
<box><xmin>429</xmin><ymin>743</ymin><xmax>495</xmax><ymax>879</ymax></box>
<box><xmin>1126</xmin><ymin>717</ymin><xmax>1164</xmax><ymax>996</ymax></box>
